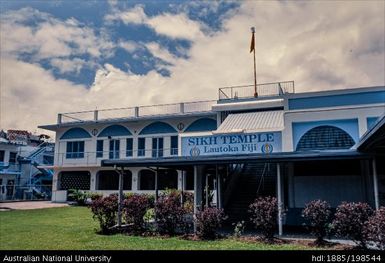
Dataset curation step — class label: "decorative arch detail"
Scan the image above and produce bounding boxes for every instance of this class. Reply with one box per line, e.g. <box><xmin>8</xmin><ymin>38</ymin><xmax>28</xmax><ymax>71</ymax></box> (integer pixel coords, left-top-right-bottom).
<box><xmin>296</xmin><ymin>125</ymin><xmax>355</xmax><ymax>151</ymax></box>
<box><xmin>60</xmin><ymin>128</ymin><xmax>91</xmax><ymax>140</ymax></box>
<box><xmin>98</xmin><ymin>125</ymin><xmax>132</xmax><ymax>137</ymax></box>
<box><xmin>185</xmin><ymin>118</ymin><xmax>217</xmax><ymax>132</ymax></box>
<box><xmin>139</xmin><ymin>122</ymin><xmax>177</xmax><ymax>135</ymax></box>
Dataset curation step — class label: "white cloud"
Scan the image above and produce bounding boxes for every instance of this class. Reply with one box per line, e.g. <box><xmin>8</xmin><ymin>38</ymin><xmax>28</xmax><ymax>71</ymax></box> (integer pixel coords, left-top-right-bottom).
<box><xmin>0</xmin><ymin>7</ymin><xmax>114</xmax><ymax>60</ymax></box>
<box><xmin>1</xmin><ymin>1</ymin><xmax>384</xmax><ymax>134</ymax></box>
<box><xmin>105</xmin><ymin>5</ymin><xmax>147</xmax><ymax>25</ymax></box>
<box><xmin>50</xmin><ymin>58</ymin><xmax>93</xmax><ymax>74</ymax></box>
<box><xmin>145</xmin><ymin>42</ymin><xmax>177</xmax><ymax>64</ymax></box>
<box><xmin>105</xmin><ymin>5</ymin><xmax>204</xmax><ymax>40</ymax></box>
<box><xmin>118</xmin><ymin>40</ymin><xmax>140</xmax><ymax>53</ymax></box>
<box><xmin>146</xmin><ymin>13</ymin><xmax>204</xmax><ymax>40</ymax></box>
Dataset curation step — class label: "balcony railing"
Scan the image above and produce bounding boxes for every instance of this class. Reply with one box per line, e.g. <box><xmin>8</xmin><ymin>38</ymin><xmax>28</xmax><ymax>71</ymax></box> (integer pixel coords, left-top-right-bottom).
<box><xmin>54</xmin><ymin>148</ymin><xmax>180</xmax><ymax>166</ymax></box>
<box><xmin>58</xmin><ymin>100</ymin><xmax>216</xmax><ymax>124</ymax></box>
<box><xmin>218</xmin><ymin>81</ymin><xmax>295</xmax><ymax>100</ymax></box>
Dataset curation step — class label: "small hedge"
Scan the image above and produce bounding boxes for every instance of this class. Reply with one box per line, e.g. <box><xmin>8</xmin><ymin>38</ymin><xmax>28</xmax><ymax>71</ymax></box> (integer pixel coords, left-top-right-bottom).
<box><xmin>123</xmin><ymin>194</ymin><xmax>153</xmax><ymax>233</ymax></box>
<box><xmin>363</xmin><ymin>207</ymin><xmax>385</xmax><ymax>250</ymax></box>
<box><xmin>249</xmin><ymin>196</ymin><xmax>278</xmax><ymax>240</ymax></box>
<box><xmin>195</xmin><ymin>207</ymin><xmax>226</xmax><ymax>240</ymax></box>
<box><xmin>332</xmin><ymin>202</ymin><xmax>373</xmax><ymax>248</ymax></box>
<box><xmin>89</xmin><ymin>194</ymin><xmax>118</xmax><ymax>234</ymax></box>
<box><xmin>302</xmin><ymin>200</ymin><xmax>332</xmax><ymax>245</ymax></box>
<box><xmin>155</xmin><ymin>190</ymin><xmax>190</xmax><ymax>235</ymax></box>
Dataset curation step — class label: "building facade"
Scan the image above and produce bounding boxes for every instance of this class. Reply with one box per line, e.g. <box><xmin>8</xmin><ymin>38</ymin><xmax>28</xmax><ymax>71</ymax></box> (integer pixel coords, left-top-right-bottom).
<box><xmin>0</xmin><ymin>131</ymin><xmax>54</xmax><ymax>200</ymax></box>
<box><xmin>39</xmin><ymin>81</ymin><xmax>385</xmax><ymax>228</ymax></box>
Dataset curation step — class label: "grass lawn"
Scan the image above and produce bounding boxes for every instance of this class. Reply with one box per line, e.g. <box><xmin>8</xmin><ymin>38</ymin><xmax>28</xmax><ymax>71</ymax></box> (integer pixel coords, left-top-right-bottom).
<box><xmin>0</xmin><ymin>206</ymin><xmax>311</xmax><ymax>250</ymax></box>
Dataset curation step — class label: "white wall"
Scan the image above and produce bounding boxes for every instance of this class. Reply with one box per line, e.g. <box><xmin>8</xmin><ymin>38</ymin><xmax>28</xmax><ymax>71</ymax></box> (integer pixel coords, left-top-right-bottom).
<box><xmin>283</xmin><ymin>104</ymin><xmax>385</xmax><ymax>152</ymax></box>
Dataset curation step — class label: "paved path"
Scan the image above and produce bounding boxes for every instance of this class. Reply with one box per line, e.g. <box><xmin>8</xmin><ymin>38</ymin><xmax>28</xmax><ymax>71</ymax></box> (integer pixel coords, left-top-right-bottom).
<box><xmin>0</xmin><ymin>201</ymin><xmax>68</xmax><ymax>210</ymax></box>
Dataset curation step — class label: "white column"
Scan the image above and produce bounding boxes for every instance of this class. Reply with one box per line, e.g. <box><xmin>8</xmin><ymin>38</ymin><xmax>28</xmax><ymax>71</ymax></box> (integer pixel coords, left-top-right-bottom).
<box><xmin>131</xmin><ymin>169</ymin><xmax>138</xmax><ymax>192</ymax></box>
<box><xmin>90</xmin><ymin>170</ymin><xmax>97</xmax><ymax>191</ymax></box>
<box><xmin>117</xmin><ymin>167</ymin><xmax>124</xmax><ymax>227</ymax></box>
<box><xmin>277</xmin><ymin>163</ymin><xmax>283</xmax><ymax>236</ymax></box>
<box><xmin>177</xmin><ymin>170</ymin><xmax>183</xmax><ymax>190</ymax></box>
<box><xmin>372</xmin><ymin>158</ymin><xmax>379</xmax><ymax>210</ymax></box>
<box><xmin>216</xmin><ymin>165</ymin><xmax>222</xmax><ymax>209</ymax></box>
<box><xmin>193</xmin><ymin>165</ymin><xmax>203</xmax><ymax>233</ymax></box>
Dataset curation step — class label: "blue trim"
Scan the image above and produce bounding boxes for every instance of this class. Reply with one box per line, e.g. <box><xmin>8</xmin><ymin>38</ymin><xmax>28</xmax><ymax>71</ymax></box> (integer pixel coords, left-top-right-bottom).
<box><xmin>185</xmin><ymin>118</ymin><xmax>217</xmax><ymax>132</ymax></box>
<box><xmin>289</xmin><ymin>91</ymin><xmax>385</xmax><ymax>110</ymax></box>
<box><xmin>98</xmin><ymin>125</ymin><xmax>132</xmax><ymax>137</ymax></box>
<box><xmin>60</xmin><ymin>128</ymin><xmax>91</xmax><ymax>140</ymax></box>
<box><xmin>292</xmin><ymin>119</ymin><xmax>359</xmax><ymax>150</ymax></box>
<box><xmin>367</xmin><ymin>117</ymin><xmax>379</xmax><ymax>130</ymax></box>
<box><xmin>139</xmin><ymin>122</ymin><xmax>177</xmax><ymax>135</ymax></box>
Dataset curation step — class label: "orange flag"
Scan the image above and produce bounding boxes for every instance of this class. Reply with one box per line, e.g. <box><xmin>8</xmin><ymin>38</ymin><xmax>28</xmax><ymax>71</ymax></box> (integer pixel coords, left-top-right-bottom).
<box><xmin>250</xmin><ymin>32</ymin><xmax>255</xmax><ymax>53</ymax></box>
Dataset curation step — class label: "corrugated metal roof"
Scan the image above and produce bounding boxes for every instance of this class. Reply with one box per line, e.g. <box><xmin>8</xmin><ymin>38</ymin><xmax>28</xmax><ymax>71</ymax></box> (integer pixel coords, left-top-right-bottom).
<box><xmin>215</xmin><ymin>110</ymin><xmax>284</xmax><ymax>133</ymax></box>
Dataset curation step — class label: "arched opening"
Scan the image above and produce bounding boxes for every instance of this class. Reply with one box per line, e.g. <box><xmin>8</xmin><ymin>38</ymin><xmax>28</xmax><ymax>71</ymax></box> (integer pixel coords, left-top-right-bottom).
<box><xmin>184</xmin><ymin>170</ymin><xmax>194</xmax><ymax>190</ymax></box>
<box><xmin>139</xmin><ymin>121</ymin><xmax>177</xmax><ymax>135</ymax></box>
<box><xmin>185</xmin><ymin>118</ymin><xmax>217</xmax><ymax>132</ymax></box>
<box><xmin>97</xmin><ymin>170</ymin><xmax>132</xmax><ymax>190</ymax></box>
<box><xmin>97</xmin><ymin>125</ymin><xmax>132</xmax><ymax>137</ymax></box>
<box><xmin>138</xmin><ymin>169</ymin><xmax>179</xmax><ymax>190</ymax></box>
<box><xmin>158</xmin><ymin>169</ymin><xmax>178</xmax><ymax>190</ymax></box>
<box><xmin>58</xmin><ymin>171</ymin><xmax>90</xmax><ymax>190</ymax></box>
<box><xmin>138</xmin><ymin>169</ymin><xmax>155</xmax><ymax>190</ymax></box>
<box><xmin>296</xmin><ymin>125</ymin><xmax>355</xmax><ymax>151</ymax></box>
<box><xmin>60</xmin><ymin>128</ymin><xmax>91</xmax><ymax>140</ymax></box>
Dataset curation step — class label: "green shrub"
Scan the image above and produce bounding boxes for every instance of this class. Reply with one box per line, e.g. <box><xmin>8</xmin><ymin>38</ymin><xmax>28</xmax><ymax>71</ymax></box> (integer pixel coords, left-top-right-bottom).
<box><xmin>68</xmin><ymin>189</ymin><xmax>88</xmax><ymax>206</ymax></box>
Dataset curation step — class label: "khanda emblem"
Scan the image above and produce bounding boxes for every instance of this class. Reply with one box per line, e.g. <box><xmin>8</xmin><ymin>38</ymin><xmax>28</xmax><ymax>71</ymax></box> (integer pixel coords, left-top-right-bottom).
<box><xmin>261</xmin><ymin>143</ymin><xmax>273</xmax><ymax>154</ymax></box>
<box><xmin>190</xmin><ymin>147</ymin><xmax>201</xmax><ymax>157</ymax></box>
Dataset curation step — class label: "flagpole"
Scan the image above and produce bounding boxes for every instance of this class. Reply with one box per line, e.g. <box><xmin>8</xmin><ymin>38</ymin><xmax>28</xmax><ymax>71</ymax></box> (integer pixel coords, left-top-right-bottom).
<box><xmin>251</xmin><ymin>27</ymin><xmax>258</xmax><ymax>98</ymax></box>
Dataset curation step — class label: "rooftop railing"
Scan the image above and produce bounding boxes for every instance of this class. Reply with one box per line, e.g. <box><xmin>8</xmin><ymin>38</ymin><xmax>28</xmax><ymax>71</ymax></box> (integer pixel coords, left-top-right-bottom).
<box><xmin>57</xmin><ymin>81</ymin><xmax>294</xmax><ymax>125</ymax></box>
<box><xmin>58</xmin><ymin>100</ymin><xmax>216</xmax><ymax>124</ymax></box>
<box><xmin>218</xmin><ymin>81</ymin><xmax>295</xmax><ymax>100</ymax></box>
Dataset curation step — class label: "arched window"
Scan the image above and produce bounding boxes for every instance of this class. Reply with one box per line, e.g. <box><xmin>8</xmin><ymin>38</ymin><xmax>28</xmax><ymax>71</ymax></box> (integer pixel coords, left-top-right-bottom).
<box><xmin>96</xmin><ymin>170</ymin><xmax>132</xmax><ymax>190</ymax></box>
<box><xmin>58</xmin><ymin>171</ymin><xmax>90</xmax><ymax>190</ymax></box>
<box><xmin>139</xmin><ymin>122</ymin><xmax>177</xmax><ymax>135</ymax></box>
<box><xmin>60</xmin><ymin>128</ymin><xmax>91</xmax><ymax>140</ymax></box>
<box><xmin>158</xmin><ymin>169</ymin><xmax>178</xmax><ymax>190</ymax></box>
<box><xmin>185</xmin><ymin>118</ymin><xmax>217</xmax><ymax>132</ymax></box>
<box><xmin>98</xmin><ymin>125</ymin><xmax>132</xmax><ymax>137</ymax></box>
<box><xmin>138</xmin><ymin>169</ymin><xmax>155</xmax><ymax>190</ymax></box>
<box><xmin>296</xmin><ymin>125</ymin><xmax>355</xmax><ymax>151</ymax></box>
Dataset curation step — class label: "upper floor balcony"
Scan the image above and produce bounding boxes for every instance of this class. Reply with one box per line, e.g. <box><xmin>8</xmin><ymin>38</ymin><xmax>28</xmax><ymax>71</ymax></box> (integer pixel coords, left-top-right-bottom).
<box><xmin>57</xmin><ymin>100</ymin><xmax>216</xmax><ymax>125</ymax></box>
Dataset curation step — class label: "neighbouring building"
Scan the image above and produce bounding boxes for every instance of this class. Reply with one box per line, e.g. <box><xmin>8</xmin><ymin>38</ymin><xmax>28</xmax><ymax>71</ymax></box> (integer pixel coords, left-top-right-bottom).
<box><xmin>0</xmin><ymin>130</ymin><xmax>54</xmax><ymax>200</ymax></box>
<box><xmin>39</xmin><ymin>81</ymin><xmax>385</xmax><ymax>231</ymax></box>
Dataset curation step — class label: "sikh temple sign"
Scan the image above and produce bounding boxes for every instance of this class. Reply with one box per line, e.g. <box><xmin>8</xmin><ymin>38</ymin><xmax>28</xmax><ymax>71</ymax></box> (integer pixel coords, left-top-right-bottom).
<box><xmin>181</xmin><ymin>132</ymin><xmax>282</xmax><ymax>157</ymax></box>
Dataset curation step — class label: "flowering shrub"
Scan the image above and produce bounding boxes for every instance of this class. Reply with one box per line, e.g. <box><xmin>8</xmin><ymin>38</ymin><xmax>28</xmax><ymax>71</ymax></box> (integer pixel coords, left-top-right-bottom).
<box><xmin>89</xmin><ymin>194</ymin><xmax>118</xmax><ymax>234</ymax></box>
<box><xmin>195</xmin><ymin>207</ymin><xmax>226</xmax><ymax>240</ymax></box>
<box><xmin>302</xmin><ymin>200</ymin><xmax>332</xmax><ymax>244</ymax></box>
<box><xmin>332</xmin><ymin>202</ymin><xmax>373</xmax><ymax>248</ymax></box>
<box><xmin>155</xmin><ymin>191</ymin><xmax>189</xmax><ymax>235</ymax></box>
<box><xmin>249</xmin><ymin>196</ymin><xmax>278</xmax><ymax>240</ymax></box>
<box><xmin>363</xmin><ymin>207</ymin><xmax>385</xmax><ymax>250</ymax></box>
<box><xmin>89</xmin><ymin>192</ymin><xmax>103</xmax><ymax>201</ymax></box>
<box><xmin>123</xmin><ymin>194</ymin><xmax>152</xmax><ymax>232</ymax></box>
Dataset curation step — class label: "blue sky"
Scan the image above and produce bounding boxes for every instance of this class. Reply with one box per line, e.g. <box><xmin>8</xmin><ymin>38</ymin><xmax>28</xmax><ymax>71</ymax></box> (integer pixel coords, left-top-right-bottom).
<box><xmin>0</xmin><ymin>0</ymin><xmax>384</xmax><ymax>133</ymax></box>
<box><xmin>1</xmin><ymin>0</ymin><xmax>238</xmax><ymax>86</ymax></box>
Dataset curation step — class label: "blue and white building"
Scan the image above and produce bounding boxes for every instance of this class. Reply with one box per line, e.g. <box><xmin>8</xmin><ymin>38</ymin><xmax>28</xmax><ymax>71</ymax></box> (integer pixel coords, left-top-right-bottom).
<box><xmin>39</xmin><ymin>81</ymin><xmax>385</xmax><ymax>230</ymax></box>
<box><xmin>0</xmin><ymin>131</ymin><xmax>54</xmax><ymax>200</ymax></box>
